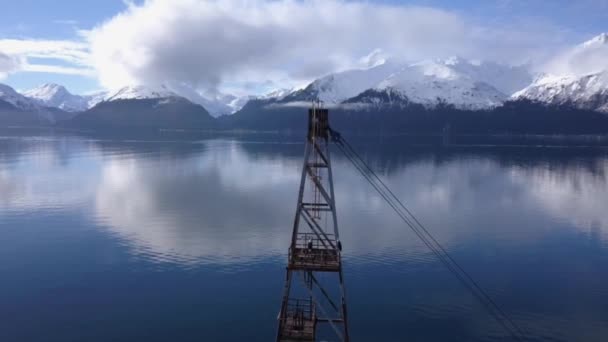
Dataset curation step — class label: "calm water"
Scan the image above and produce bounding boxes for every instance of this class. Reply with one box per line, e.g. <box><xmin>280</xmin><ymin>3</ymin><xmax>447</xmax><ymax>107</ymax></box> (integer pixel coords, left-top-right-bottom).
<box><xmin>1</xmin><ymin>133</ymin><xmax>608</xmax><ymax>341</ymax></box>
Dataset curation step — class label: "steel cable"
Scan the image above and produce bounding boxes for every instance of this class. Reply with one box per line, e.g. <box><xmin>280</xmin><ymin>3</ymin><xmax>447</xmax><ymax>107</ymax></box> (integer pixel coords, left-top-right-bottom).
<box><xmin>330</xmin><ymin>130</ymin><xmax>528</xmax><ymax>341</ymax></box>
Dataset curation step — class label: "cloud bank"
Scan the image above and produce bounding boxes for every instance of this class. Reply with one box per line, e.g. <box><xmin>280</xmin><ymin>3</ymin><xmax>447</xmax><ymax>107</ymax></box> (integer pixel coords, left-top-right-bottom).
<box><xmin>0</xmin><ymin>0</ymin><xmax>588</xmax><ymax>94</ymax></box>
<box><xmin>85</xmin><ymin>0</ymin><xmax>569</xmax><ymax>94</ymax></box>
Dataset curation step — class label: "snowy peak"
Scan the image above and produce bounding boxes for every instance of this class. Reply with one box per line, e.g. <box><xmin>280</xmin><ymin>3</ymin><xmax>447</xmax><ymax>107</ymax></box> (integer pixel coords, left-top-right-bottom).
<box><xmin>103</xmin><ymin>84</ymin><xmax>246</xmax><ymax>117</ymax></box>
<box><xmin>106</xmin><ymin>85</ymin><xmax>178</xmax><ymax>101</ymax></box>
<box><xmin>24</xmin><ymin>83</ymin><xmax>88</xmax><ymax>112</ymax></box>
<box><xmin>24</xmin><ymin>83</ymin><xmax>69</xmax><ymax>101</ymax></box>
<box><xmin>83</xmin><ymin>91</ymin><xmax>109</xmax><ymax>108</ymax></box>
<box><xmin>374</xmin><ymin>60</ymin><xmax>507</xmax><ymax>110</ymax></box>
<box><xmin>515</xmin><ymin>33</ymin><xmax>608</xmax><ymax>112</ymax></box>
<box><xmin>20</xmin><ymin>81</ymin><xmax>255</xmax><ymax>117</ymax></box>
<box><xmin>224</xmin><ymin>94</ymin><xmax>255</xmax><ymax>114</ymax></box>
<box><xmin>0</xmin><ymin>83</ymin><xmax>60</xmax><ymax>123</ymax></box>
<box><xmin>513</xmin><ymin>70</ymin><xmax>608</xmax><ymax>112</ymax></box>
<box><xmin>260</xmin><ymin>88</ymin><xmax>293</xmax><ymax>101</ymax></box>
<box><xmin>306</xmin><ymin>62</ymin><xmax>400</xmax><ymax>104</ymax></box>
<box><xmin>396</xmin><ymin>59</ymin><xmax>462</xmax><ymax>81</ymax></box>
<box><xmin>192</xmin><ymin>91</ymin><xmax>236</xmax><ymax>117</ymax></box>
<box><xmin>344</xmin><ymin>57</ymin><xmax>529</xmax><ymax>110</ymax></box>
<box><xmin>0</xmin><ymin>83</ymin><xmax>40</xmax><ymax>111</ymax></box>
<box><xmin>280</xmin><ymin>57</ymin><xmax>532</xmax><ymax>110</ymax></box>
<box><xmin>582</xmin><ymin>33</ymin><xmax>608</xmax><ymax>48</ymax></box>
<box><xmin>546</xmin><ymin>33</ymin><xmax>608</xmax><ymax>78</ymax></box>
<box><xmin>437</xmin><ymin>57</ymin><xmax>533</xmax><ymax>95</ymax></box>
<box><xmin>189</xmin><ymin>89</ymin><xmax>292</xmax><ymax>116</ymax></box>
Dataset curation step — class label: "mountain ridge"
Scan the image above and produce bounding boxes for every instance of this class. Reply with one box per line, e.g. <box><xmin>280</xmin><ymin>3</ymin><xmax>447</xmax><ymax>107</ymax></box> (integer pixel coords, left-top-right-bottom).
<box><xmin>1</xmin><ymin>33</ymin><xmax>608</xmax><ymax>132</ymax></box>
<box><xmin>513</xmin><ymin>33</ymin><xmax>608</xmax><ymax>112</ymax></box>
<box><xmin>24</xmin><ymin>83</ymin><xmax>90</xmax><ymax>112</ymax></box>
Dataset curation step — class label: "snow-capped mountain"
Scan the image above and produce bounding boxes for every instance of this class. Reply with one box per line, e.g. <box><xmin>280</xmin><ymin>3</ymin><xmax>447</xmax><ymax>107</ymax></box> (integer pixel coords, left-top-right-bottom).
<box><xmin>440</xmin><ymin>56</ymin><xmax>532</xmax><ymax>95</ymax></box>
<box><xmin>103</xmin><ymin>84</ymin><xmax>247</xmax><ymax>117</ymax></box>
<box><xmin>226</xmin><ymin>95</ymin><xmax>254</xmax><ymax>113</ymax></box>
<box><xmin>514</xmin><ymin>33</ymin><xmax>608</xmax><ymax>112</ymax></box>
<box><xmin>24</xmin><ymin>83</ymin><xmax>89</xmax><ymax>112</ymax></box>
<box><xmin>23</xmin><ymin>84</ymin><xmax>108</xmax><ymax>112</ymax></box>
<box><xmin>84</xmin><ymin>91</ymin><xmax>109</xmax><ymax>108</ymax></box>
<box><xmin>105</xmin><ymin>85</ymin><xmax>178</xmax><ymax>102</ymax></box>
<box><xmin>309</xmin><ymin>62</ymin><xmax>401</xmax><ymax>103</ymax></box>
<box><xmin>6</xmin><ymin>32</ymin><xmax>608</xmax><ymax>127</ymax></box>
<box><xmin>583</xmin><ymin>32</ymin><xmax>608</xmax><ymax>46</ymax></box>
<box><xmin>513</xmin><ymin>72</ymin><xmax>608</xmax><ymax>112</ymax></box>
<box><xmin>371</xmin><ymin>60</ymin><xmax>508</xmax><ymax>110</ymax></box>
<box><xmin>0</xmin><ymin>83</ymin><xmax>65</xmax><ymax>124</ymax></box>
<box><xmin>193</xmin><ymin>92</ymin><xmax>237</xmax><ymax>117</ymax></box>
<box><xmin>157</xmin><ymin>83</ymin><xmax>230</xmax><ymax>117</ymax></box>
<box><xmin>283</xmin><ymin>62</ymin><xmax>400</xmax><ymax>104</ymax></box>
<box><xmin>0</xmin><ymin>83</ymin><xmax>40</xmax><ymax>111</ymax></box>
<box><xmin>185</xmin><ymin>89</ymin><xmax>264</xmax><ymax>117</ymax></box>
<box><xmin>260</xmin><ymin>88</ymin><xmax>293</xmax><ymax>101</ymax></box>
<box><xmin>69</xmin><ymin>85</ymin><xmax>215</xmax><ymax>130</ymax></box>
<box><xmin>281</xmin><ymin>57</ymin><xmax>532</xmax><ymax>110</ymax></box>
<box><xmin>184</xmin><ymin>88</ymin><xmax>293</xmax><ymax>116</ymax></box>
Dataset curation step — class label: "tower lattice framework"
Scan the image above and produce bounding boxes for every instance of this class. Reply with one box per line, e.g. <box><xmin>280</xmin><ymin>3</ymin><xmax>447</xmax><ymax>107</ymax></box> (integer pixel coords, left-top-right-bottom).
<box><xmin>276</xmin><ymin>103</ymin><xmax>349</xmax><ymax>342</ymax></box>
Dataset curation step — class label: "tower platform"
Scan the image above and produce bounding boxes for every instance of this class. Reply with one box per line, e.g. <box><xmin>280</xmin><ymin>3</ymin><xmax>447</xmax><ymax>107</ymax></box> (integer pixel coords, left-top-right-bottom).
<box><xmin>278</xmin><ymin>299</ymin><xmax>317</xmax><ymax>341</ymax></box>
<box><xmin>288</xmin><ymin>233</ymin><xmax>341</xmax><ymax>272</ymax></box>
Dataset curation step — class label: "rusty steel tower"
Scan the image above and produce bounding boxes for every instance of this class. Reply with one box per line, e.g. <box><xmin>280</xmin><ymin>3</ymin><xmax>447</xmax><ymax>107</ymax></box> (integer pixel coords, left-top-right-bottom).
<box><xmin>276</xmin><ymin>103</ymin><xmax>349</xmax><ymax>341</ymax></box>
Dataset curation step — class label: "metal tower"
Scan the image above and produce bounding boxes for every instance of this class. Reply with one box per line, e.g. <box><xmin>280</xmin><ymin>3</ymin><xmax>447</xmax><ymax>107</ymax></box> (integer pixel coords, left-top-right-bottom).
<box><xmin>276</xmin><ymin>103</ymin><xmax>349</xmax><ymax>341</ymax></box>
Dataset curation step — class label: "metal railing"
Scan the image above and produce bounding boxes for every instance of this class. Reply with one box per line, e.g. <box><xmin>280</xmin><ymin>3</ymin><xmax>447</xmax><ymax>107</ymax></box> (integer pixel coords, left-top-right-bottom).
<box><xmin>292</xmin><ymin>232</ymin><xmax>337</xmax><ymax>251</ymax></box>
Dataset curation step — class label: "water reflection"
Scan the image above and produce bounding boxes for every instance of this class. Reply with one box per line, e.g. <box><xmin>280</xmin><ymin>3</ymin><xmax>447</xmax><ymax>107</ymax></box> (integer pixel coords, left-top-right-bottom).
<box><xmin>0</xmin><ymin>136</ymin><xmax>99</xmax><ymax>211</ymax></box>
<box><xmin>94</xmin><ymin>141</ymin><xmax>301</xmax><ymax>264</ymax></box>
<box><xmin>91</xmin><ymin>141</ymin><xmax>560</xmax><ymax>265</ymax></box>
<box><xmin>512</xmin><ymin>162</ymin><xmax>608</xmax><ymax>235</ymax></box>
<box><xmin>2</xmin><ymin>136</ymin><xmax>608</xmax><ymax>265</ymax></box>
<box><xmin>1</xmin><ymin>134</ymin><xmax>608</xmax><ymax>341</ymax></box>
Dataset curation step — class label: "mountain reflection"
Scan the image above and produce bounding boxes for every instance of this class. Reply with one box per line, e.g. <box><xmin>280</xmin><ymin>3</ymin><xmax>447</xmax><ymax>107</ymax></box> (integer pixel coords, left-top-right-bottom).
<box><xmin>86</xmin><ymin>138</ymin><xmax>608</xmax><ymax>265</ymax></box>
<box><xmin>0</xmin><ymin>136</ymin><xmax>100</xmax><ymax>210</ymax></box>
<box><xmin>2</xmin><ymin>135</ymin><xmax>608</xmax><ymax>342</ymax></box>
<box><xmin>1</xmin><ymin>135</ymin><xmax>608</xmax><ymax>265</ymax></box>
<box><xmin>94</xmin><ymin>141</ymin><xmax>301</xmax><ymax>264</ymax></box>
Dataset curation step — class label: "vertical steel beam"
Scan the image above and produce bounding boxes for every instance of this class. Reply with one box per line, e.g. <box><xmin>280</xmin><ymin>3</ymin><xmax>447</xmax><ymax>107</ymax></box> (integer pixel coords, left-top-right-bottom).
<box><xmin>291</xmin><ymin>142</ymin><xmax>312</xmax><ymax>248</ymax></box>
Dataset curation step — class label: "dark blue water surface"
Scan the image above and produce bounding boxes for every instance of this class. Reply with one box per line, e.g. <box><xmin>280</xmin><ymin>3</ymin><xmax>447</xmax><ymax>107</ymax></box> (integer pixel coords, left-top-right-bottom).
<box><xmin>1</xmin><ymin>132</ymin><xmax>607</xmax><ymax>341</ymax></box>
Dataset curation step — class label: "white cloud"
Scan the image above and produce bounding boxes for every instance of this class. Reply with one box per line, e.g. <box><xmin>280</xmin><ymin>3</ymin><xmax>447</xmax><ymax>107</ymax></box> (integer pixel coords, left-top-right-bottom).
<box><xmin>0</xmin><ymin>38</ymin><xmax>89</xmax><ymax>66</ymax></box>
<box><xmin>22</xmin><ymin>63</ymin><xmax>95</xmax><ymax>77</ymax></box>
<box><xmin>511</xmin><ymin>161</ymin><xmax>608</xmax><ymax>236</ymax></box>
<box><xmin>0</xmin><ymin>38</ymin><xmax>93</xmax><ymax>79</ymax></box>
<box><xmin>85</xmin><ymin>0</ymin><xmax>566</xmax><ymax>94</ymax></box>
<box><xmin>0</xmin><ymin>52</ymin><xmax>23</xmax><ymax>80</ymax></box>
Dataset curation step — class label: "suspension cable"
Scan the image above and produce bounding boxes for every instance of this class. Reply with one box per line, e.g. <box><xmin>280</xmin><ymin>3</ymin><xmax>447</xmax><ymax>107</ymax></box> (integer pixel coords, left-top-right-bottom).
<box><xmin>329</xmin><ymin>128</ymin><xmax>528</xmax><ymax>341</ymax></box>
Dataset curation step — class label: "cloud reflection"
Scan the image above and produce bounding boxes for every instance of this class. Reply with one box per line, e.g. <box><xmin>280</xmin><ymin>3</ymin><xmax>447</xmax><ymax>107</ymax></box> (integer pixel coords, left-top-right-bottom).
<box><xmin>512</xmin><ymin>161</ymin><xmax>608</xmax><ymax>237</ymax></box>
<box><xmin>0</xmin><ymin>137</ymin><xmax>99</xmax><ymax>211</ymax></box>
<box><xmin>2</xmin><ymin>136</ymin><xmax>607</xmax><ymax>266</ymax></box>
<box><xmin>94</xmin><ymin>141</ymin><xmax>302</xmax><ymax>265</ymax></box>
<box><xmin>91</xmin><ymin>140</ymin><xmax>608</xmax><ymax>266</ymax></box>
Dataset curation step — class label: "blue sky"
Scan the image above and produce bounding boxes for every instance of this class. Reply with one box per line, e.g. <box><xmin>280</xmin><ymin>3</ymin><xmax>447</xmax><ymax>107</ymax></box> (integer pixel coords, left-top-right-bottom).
<box><xmin>382</xmin><ymin>0</ymin><xmax>607</xmax><ymax>34</ymax></box>
<box><xmin>0</xmin><ymin>0</ymin><xmax>128</xmax><ymax>92</ymax></box>
<box><xmin>0</xmin><ymin>0</ymin><xmax>605</xmax><ymax>95</ymax></box>
<box><xmin>0</xmin><ymin>0</ymin><xmax>125</xmax><ymax>39</ymax></box>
